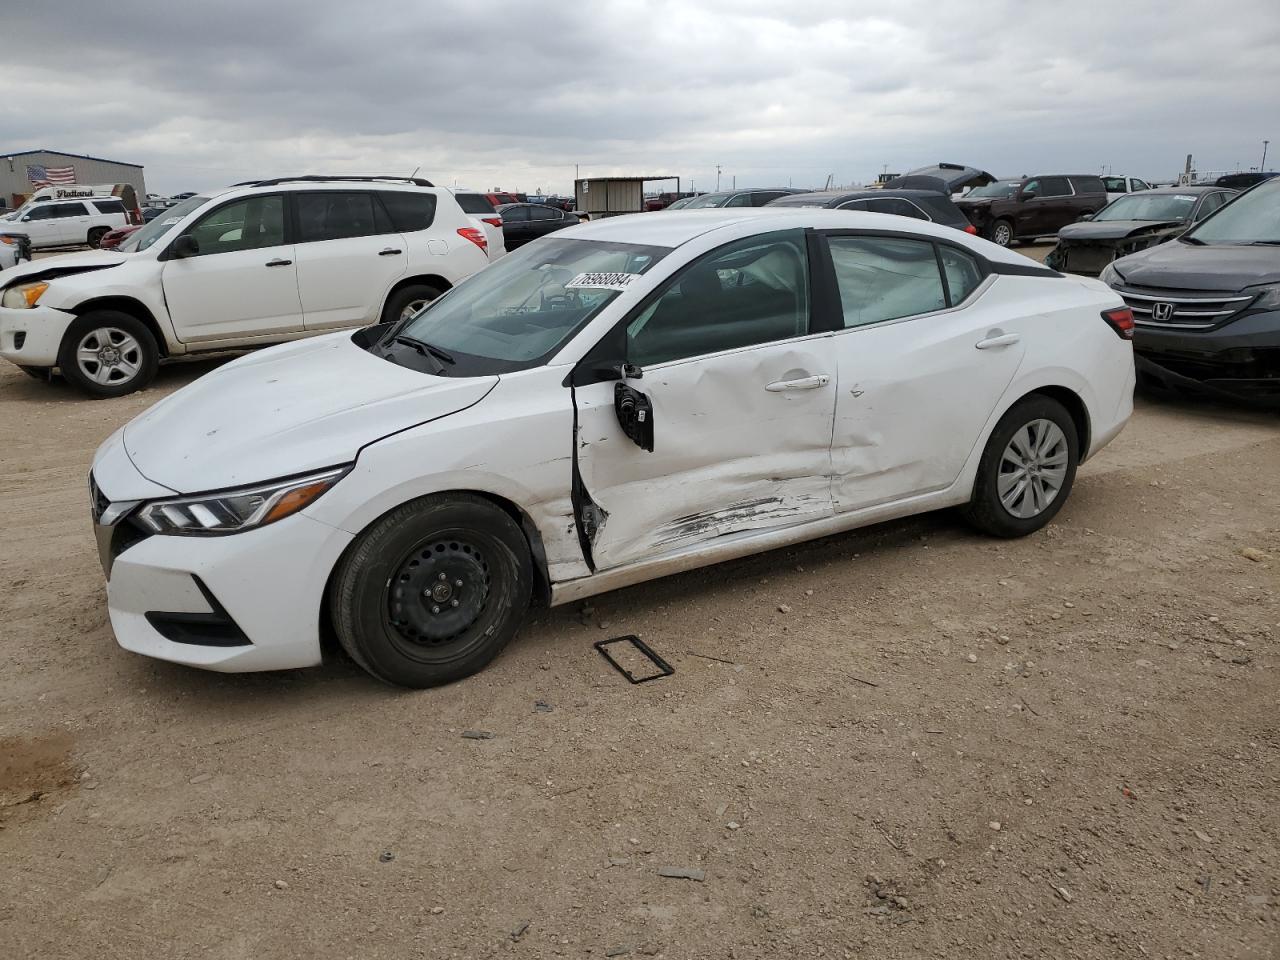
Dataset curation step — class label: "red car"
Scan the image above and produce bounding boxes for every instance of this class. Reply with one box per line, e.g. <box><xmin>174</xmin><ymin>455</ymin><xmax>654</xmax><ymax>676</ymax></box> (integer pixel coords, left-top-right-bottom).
<box><xmin>98</xmin><ymin>224</ymin><xmax>142</xmax><ymax>250</ymax></box>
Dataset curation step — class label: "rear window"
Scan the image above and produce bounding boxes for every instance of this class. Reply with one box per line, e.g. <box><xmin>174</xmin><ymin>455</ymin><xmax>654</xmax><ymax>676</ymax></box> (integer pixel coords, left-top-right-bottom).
<box><xmin>915</xmin><ymin>195</ymin><xmax>967</xmax><ymax>226</ymax></box>
<box><xmin>92</xmin><ymin>199</ymin><xmax>127</xmax><ymax>214</ymax></box>
<box><xmin>377</xmin><ymin>190</ymin><xmax>438</xmax><ymax>232</ymax></box>
<box><xmin>455</xmin><ymin>193</ymin><xmax>496</xmax><ymax>215</ymax></box>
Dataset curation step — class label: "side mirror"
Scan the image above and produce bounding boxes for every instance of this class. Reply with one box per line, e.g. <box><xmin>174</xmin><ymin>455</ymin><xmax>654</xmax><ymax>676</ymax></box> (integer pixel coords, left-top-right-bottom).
<box><xmin>614</xmin><ymin>382</ymin><xmax>654</xmax><ymax>452</ymax></box>
<box><xmin>171</xmin><ymin>234</ymin><xmax>199</xmax><ymax>258</ymax></box>
<box><xmin>1077</xmin><ymin>212</ymin><xmax>1094</xmax><ymax>221</ymax></box>
<box><xmin>1021</xmin><ymin>191</ymin><xmax>1037</xmax><ymax>201</ymax></box>
<box><xmin>20</xmin><ymin>213</ymin><xmax>32</xmax><ymax>222</ymax></box>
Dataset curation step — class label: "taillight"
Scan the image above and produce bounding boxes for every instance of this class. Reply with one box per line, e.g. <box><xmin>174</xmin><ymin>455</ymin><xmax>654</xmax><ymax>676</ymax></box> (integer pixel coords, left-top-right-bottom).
<box><xmin>457</xmin><ymin>227</ymin><xmax>487</xmax><ymax>253</ymax></box>
<box><xmin>963</xmin><ymin>224</ymin><xmax>978</xmax><ymax>235</ymax></box>
<box><xmin>480</xmin><ymin>217</ymin><xmax>503</xmax><ymax>228</ymax></box>
<box><xmin>1102</xmin><ymin>306</ymin><xmax>1135</xmax><ymax>340</ymax></box>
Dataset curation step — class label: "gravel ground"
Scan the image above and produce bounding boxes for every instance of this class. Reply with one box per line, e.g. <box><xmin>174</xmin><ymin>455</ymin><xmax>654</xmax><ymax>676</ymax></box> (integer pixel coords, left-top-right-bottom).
<box><xmin>1</xmin><ymin>243</ymin><xmax>1278</xmax><ymax>959</ymax></box>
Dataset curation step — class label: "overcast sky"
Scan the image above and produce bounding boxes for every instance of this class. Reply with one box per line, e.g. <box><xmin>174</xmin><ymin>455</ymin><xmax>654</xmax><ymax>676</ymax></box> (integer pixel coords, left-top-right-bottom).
<box><xmin>1</xmin><ymin>0</ymin><xmax>1277</xmax><ymax>195</ymax></box>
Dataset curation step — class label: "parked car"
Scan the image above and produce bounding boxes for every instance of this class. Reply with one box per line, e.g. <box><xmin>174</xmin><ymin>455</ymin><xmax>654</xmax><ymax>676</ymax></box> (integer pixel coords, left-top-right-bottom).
<box><xmin>956</xmin><ymin>175</ymin><xmax>1110</xmax><ymax>247</ymax></box>
<box><xmin>1214</xmin><ymin>172</ymin><xmax>1278</xmax><ymax>191</ymax></box>
<box><xmin>0</xmin><ymin>176</ymin><xmax>489</xmax><ymax>397</ymax></box>
<box><xmin>99</xmin><ymin>224</ymin><xmax>143</xmax><ymax>250</ymax></box>
<box><xmin>484</xmin><ymin>191</ymin><xmax>525</xmax><ymax>207</ymax></box>
<box><xmin>0</xmin><ymin>232</ymin><xmax>30</xmax><ymax>270</ymax></box>
<box><xmin>0</xmin><ymin>196</ymin><xmax>129</xmax><ymax>249</ymax></box>
<box><xmin>1046</xmin><ymin>186</ymin><xmax>1237</xmax><ymax>276</ymax></box>
<box><xmin>645</xmin><ymin>191</ymin><xmax>702</xmax><ymax>212</ymax></box>
<box><xmin>496</xmin><ymin>202</ymin><xmax>577</xmax><ymax>249</ymax></box>
<box><xmin>766</xmin><ymin>188</ymin><xmax>977</xmax><ymax>232</ymax></box>
<box><xmin>884</xmin><ymin>162</ymin><xmax>996</xmax><ymax>195</ymax></box>
<box><xmin>1099</xmin><ymin>176</ymin><xmax>1280</xmax><ymax>406</ymax></box>
<box><xmin>1102</xmin><ymin>175</ymin><xmax>1154</xmax><ymax>203</ymax></box>
<box><xmin>141</xmin><ymin>207</ymin><xmax>166</xmax><ymax>223</ymax></box>
<box><xmin>87</xmin><ymin>207</ymin><xmax>1134</xmax><ymax>687</ymax></box>
<box><xmin>665</xmin><ymin>195</ymin><xmax>701</xmax><ymax>210</ymax></box>
<box><xmin>450</xmin><ymin>190</ymin><xmax>507</xmax><ymax>260</ymax></box>
<box><xmin>676</xmin><ymin>188</ymin><xmax>808</xmax><ymax>209</ymax></box>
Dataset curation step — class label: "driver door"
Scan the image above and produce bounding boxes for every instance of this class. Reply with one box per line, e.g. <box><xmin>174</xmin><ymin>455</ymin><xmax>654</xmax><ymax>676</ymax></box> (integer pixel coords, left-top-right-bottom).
<box><xmin>571</xmin><ymin>229</ymin><xmax>837</xmax><ymax>571</ymax></box>
<box><xmin>18</xmin><ymin>205</ymin><xmax>61</xmax><ymax>247</ymax></box>
<box><xmin>160</xmin><ymin>193</ymin><xmax>304</xmax><ymax>343</ymax></box>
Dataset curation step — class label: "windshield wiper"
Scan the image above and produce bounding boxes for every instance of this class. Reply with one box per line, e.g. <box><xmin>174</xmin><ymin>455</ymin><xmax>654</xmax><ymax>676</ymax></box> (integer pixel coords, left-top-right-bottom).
<box><xmin>391</xmin><ymin>335</ymin><xmax>449</xmax><ymax>374</ymax></box>
<box><xmin>1180</xmin><ymin>235</ymin><xmax>1206</xmax><ymax>245</ymax></box>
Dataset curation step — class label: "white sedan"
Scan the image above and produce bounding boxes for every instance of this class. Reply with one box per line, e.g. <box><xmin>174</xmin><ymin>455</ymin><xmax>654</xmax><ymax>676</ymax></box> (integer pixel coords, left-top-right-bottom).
<box><xmin>90</xmin><ymin>209</ymin><xmax>1136</xmax><ymax>687</ymax></box>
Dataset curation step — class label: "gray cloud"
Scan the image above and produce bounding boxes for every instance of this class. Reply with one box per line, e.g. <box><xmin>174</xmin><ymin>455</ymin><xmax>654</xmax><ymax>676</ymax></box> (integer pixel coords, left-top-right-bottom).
<box><xmin>0</xmin><ymin>0</ymin><xmax>1276</xmax><ymax>194</ymax></box>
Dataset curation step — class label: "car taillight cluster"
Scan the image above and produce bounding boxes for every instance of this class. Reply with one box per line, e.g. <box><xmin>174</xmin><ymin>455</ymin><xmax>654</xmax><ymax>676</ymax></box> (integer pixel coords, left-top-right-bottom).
<box><xmin>457</xmin><ymin>227</ymin><xmax>487</xmax><ymax>253</ymax></box>
<box><xmin>480</xmin><ymin>217</ymin><xmax>503</xmax><ymax>228</ymax></box>
<box><xmin>963</xmin><ymin>224</ymin><xmax>978</xmax><ymax>235</ymax></box>
<box><xmin>1101</xmin><ymin>306</ymin><xmax>1135</xmax><ymax>340</ymax></box>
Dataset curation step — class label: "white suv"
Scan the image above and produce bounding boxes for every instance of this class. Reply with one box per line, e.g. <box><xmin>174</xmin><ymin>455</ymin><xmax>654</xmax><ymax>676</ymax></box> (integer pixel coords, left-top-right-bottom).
<box><xmin>0</xmin><ymin>196</ymin><xmax>130</xmax><ymax>250</ymax></box>
<box><xmin>0</xmin><ymin>177</ymin><xmax>490</xmax><ymax>396</ymax></box>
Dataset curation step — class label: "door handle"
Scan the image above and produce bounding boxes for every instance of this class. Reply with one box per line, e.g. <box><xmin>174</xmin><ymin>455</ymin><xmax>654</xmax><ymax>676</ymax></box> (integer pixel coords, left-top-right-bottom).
<box><xmin>378</xmin><ymin>248</ymin><xmax>402</xmax><ymax>256</ymax></box>
<box><xmin>975</xmin><ymin>332</ymin><xmax>1020</xmax><ymax>350</ymax></box>
<box><xmin>265</xmin><ymin>258</ymin><xmax>293</xmax><ymax>267</ymax></box>
<box><xmin>765</xmin><ymin>374</ymin><xmax>830</xmax><ymax>392</ymax></box>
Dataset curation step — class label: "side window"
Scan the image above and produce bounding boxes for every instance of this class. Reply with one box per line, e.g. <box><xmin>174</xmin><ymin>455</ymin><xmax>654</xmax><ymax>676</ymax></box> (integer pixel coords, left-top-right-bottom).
<box><xmin>1039</xmin><ymin>177</ymin><xmax>1073</xmax><ymax>197</ymax></box>
<box><xmin>528</xmin><ymin>205</ymin><xmax>556</xmax><ymax>221</ymax></box>
<box><xmin>1133</xmin><ymin>179</ymin><xmax>1151</xmax><ymax>191</ymax></box>
<box><xmin>378</xmin><ymin>191</ymin><xmax>437</xmax><ymax>232</ymax></box>
<box><xmin>186</xmin><ymin>195</ymin><xmax>286</xmax><ymax>255</ymax></box>
<box><xmin>52</xmin><ymin>202</ymin><xmax>90</xmax><ymax>218</ymax></box>
<box><xmin>1195</xmin><ymin>193</ymin><xmax>1226</xmax><ymax>220</ymax></box>
<box><xmin>24</xmin><ymin>205</ymin><xmax>55</xmax><ymax>220</ymax></box>
<box><xmin>1068</xmin><ymin>176</ymin><xmax>1106</xmax><ymax>195</ymax></box>
<box><xmin>938</xmin><ymin>246</ymin><xmax>985</xmax><ymax>304</ymax></box>
<box><xmin>296</xmin><ymin>192</ymin><xmax>380</xmax><ymax>242</ymax></box>
<box><xmin>867</xmin><ymin>197</ymin><xmax>929</xmax><ymax>219</ymax></box>
<box><xmin>501</xmin><ymin>206</ymin><xmax>530</xmax><ymax>222</ymax></box>
<box><xmin>826</xmin><ymin>236</ymin><xmax>946</xmax><ymax>328</ymax></box>
<box><xmin>724</xmin><ymin>193</ymin><xmax>753</xmax><ymax>207</ymax></box>
<box><xmin>752</xmin><ymin>191</ymin><xmax>786</xmax><ymax>205</ymax></box>
<box><xmin>1020</xmin><ymin>180</ymin><xmax>1040</xmax><ymax>198</ymax></box>
<box><xmin>92</xmin><ymin>199</ymin><xmax>126</xmax><ymax>214</ymax></box>
<box><xmin>837</xmin><ymin>199</ymin><xmax>870</xmax><ymax>211</ymax></box>
<box><xmin>1102</xmin><ymin>176</ymin><xmax>1126</xmax><ymax>193</ymax></box>
<box><xmin>626</xmin><ymin>229</ymin><xmax>809</xmax><ymax>366</ymax></box>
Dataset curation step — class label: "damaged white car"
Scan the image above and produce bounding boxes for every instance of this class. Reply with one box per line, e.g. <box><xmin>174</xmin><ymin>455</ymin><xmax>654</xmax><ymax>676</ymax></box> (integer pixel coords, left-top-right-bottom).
<box><xmin>90</xmin><ymin>208</ymin><xmax>1136</xmax><ymax>687</ymax></box>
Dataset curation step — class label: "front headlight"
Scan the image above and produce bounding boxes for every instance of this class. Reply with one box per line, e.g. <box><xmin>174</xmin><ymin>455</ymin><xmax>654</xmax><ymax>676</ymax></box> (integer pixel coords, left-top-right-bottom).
<box><xmin>136</xmin><ymin>467</ymin><xmax>349</xmax><ymax>536</ymax></box>
<box><xmin>2</xmin><ymin>281</ymin><xmax>49</xmax><ymax>309</ymax></box>
<box><xmin>1244</xmin><ymin>282</ymin><xmax>1280</xmax><ymax>311</ymax></box>
<box><xmin>1098</xmin><ymin>263</ymin><xmax>1125</xmax><ymax>288</ymax></box>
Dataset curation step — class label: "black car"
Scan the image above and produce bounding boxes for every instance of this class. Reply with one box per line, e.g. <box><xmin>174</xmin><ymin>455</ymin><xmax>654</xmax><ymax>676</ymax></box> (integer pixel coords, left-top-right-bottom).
<box><xmin>675</xmin><ymin>188</ymin><xmax>809</xmax><ymax>209</ymax></box>
<box><xmin>883</xmin><ymin>162</ymin><xmax>996</xmax><ymax>194</ymax></box>
<box><xmin>956</xmin><ymin>176</ymin><xmax>1110</xmax><ymax>246</ymax></box>
<box><xmin>766</xmin><ymin>188</ymin><xmax>976</xmax><ymax>232</ymax></box>
<box><xmin>1214</xmin><ymin>172</ymin><xmax>1278</xmax><ymax>191</ymax></box>
<box><xmin>496</xmin><ymin>202</ymin><xmax>578</xmax><ymax>249</ymax></box>
<box><xmin>1046</xmin><ymin>186</ymin><xmax>1237</xmax><ymax>277</ymax></box>
<box><xmin>1100</xmin><ymin>176</ymin><xmax>1280</xmax><ymax>406</ymax></box>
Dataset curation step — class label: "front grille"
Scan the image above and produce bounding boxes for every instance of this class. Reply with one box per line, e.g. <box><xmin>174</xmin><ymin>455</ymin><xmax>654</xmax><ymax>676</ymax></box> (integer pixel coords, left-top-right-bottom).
<box><xmin>1119</xmin><ymin>287</ymin><xmax>1256</xmax><ymax>329</ymax></box>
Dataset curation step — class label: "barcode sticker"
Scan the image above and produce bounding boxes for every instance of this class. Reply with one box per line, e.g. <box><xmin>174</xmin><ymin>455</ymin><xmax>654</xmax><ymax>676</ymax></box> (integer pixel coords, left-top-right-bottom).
<box><xmin>565</xmin><ymin>272</ymin><xmax>641</xmax><ymax>291</ymax></box>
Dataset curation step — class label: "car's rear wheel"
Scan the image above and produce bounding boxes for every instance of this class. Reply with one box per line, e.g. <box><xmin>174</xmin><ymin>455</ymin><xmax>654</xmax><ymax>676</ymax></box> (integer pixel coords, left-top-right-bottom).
<box><xmin>381</xmin><ymin>283</ymin><xmax>443</xmax><ymax>325</ymax></box>
<box><xmin>963</xmin><ymin>395</ymin><xmax>1079</xmax><ymax>538</ymax></box>
<box><xmin>988</xmin><ymin>219</ymin><xmax>1015</xmax><ymax>247</ymax></box>
<box><xmin>57</xmin><ymin>311</ymin><xmax>159</xmax><ymax>398</ymax></box>
<box><xmin>330</xmin><ymin>494</ymin><xmax>532</xmax><ymax>688</ymax></box>
<box><xmin>87</xmin><ymin>227</ymin><xmax>109</xmax><ymax>248</ymax></box>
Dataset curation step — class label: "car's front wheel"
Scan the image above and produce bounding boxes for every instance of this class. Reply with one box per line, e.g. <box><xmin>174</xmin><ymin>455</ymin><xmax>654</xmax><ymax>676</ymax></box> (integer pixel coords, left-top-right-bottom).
<box><xmin>57</xmin><ymin>311</ymin><xmax>159</xmax><ymax>398</ymax></box>
<box><xmin>963</xmin><ymin>395</ymin><xmax>1079</xmax><ymax>537</ymax></box>
<box><xmin>330</xmin><ymin>494</ymin><xmax>533</xmax><ymax>688</ymax></box>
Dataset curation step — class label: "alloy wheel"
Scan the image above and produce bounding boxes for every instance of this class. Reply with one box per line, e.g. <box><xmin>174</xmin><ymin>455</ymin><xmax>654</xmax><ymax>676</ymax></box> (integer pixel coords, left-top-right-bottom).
<box><xmin>997</xmin><ymin>418</ymin><xmax>1069</xmax><ymax>519</ymax></box>
<box><xmin>399</xmin><ymin>299</ymin><xmax>429</xmax><ymax>322</ymax></box>
<box><xmin>992</xmin><ymin>222</ymin><xmax>1012</xmax><ymax>246</ymax></box>
<box><xmin>75</xmin><ymin>327</ymin><xmax>143</xmax><ymax>386</ymax></box>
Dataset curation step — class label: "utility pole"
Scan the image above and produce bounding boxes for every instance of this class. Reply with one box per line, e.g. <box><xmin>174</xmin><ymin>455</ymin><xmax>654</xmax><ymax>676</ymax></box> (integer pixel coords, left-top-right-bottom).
<box><xmin>715</xmin><ymin>165</ymin><xmax>722</xmax><ymax>191</ymax></box>
<box><xmin>732</xmin><ymin>175</ymin><xmax>735</xmax><ymax>190</ymax></box>
<box><xmin>1264</xmin><ymin>140</ymin><xmax>1271</xmax><ymax>172</ymax></box>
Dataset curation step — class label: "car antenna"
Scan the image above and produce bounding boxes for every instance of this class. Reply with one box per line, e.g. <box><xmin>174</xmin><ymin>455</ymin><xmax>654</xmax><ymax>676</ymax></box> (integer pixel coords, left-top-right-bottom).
<box><xmin>409</xmin><ymin>166</ymin><xmax>421</xmax><ymax>179</ymax></box>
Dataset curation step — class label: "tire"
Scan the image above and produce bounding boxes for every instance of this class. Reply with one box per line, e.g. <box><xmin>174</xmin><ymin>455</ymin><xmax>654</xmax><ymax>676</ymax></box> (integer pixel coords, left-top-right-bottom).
<box><xmin>330</xmin><ymin>494</ymin><xmax>533</xmax><ymax>688</ymax></box>
<box><xmin>962</xmin><ymin>395</ymin><xmax>1079</xmax><ymax>538</ymax></box>
<box><xmin>381</xmin><ymin>283</ymin><xmax>442</xmax><ymax>326</ymax></box>
<box><xmin>987</xmin><ymin>219</ymin><xmax>1015</xmax><ymax>247</ymax></box>
<box><xmin>18</xmin><ymin>365</ymin><xmax>53</xmax><ymax>380</ymax></box>
<box><xmin>57</xmin><ymin>310</ymin><xmax>159</xmax><ymax>398</ymax></box>
<box><xmin>87</xmin><ymin>227</ymin><xmax>109</xmax><ymax>249</ymax></box>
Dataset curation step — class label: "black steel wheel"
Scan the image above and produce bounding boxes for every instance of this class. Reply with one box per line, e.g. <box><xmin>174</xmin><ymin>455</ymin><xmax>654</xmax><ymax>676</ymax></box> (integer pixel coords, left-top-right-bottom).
<box><xmin>330</xmin><ymin>494</ymin><xmax>532</xmax><ymax>687</ymax></box>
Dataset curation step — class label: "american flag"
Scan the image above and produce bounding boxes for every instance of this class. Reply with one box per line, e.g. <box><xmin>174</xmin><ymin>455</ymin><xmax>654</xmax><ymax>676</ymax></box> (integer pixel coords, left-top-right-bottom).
<box><xmin>27</xmin><ymin>164</ymin><xmax>77</xmax><ymax>187</ymax></box>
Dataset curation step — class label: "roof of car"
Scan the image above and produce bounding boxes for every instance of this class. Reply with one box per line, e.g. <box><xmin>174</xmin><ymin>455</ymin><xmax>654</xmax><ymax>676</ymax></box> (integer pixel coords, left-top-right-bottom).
<box><xmin>1130</xmin><ymin>185</ymin><xmax>1231</xmax><ymax>195</ymax></box>
<box><xmin>768</xmin><ymin>189</ymin><xmax>948</xmax><ymax>207</ymax></box>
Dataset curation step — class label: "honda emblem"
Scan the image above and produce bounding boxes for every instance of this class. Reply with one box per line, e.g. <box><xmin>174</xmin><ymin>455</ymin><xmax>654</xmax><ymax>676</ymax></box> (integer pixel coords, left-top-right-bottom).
<box><xmin>1151</xmin><ymin>301</ymin><xmax>1175</xmax><ymax>322</ymax></box>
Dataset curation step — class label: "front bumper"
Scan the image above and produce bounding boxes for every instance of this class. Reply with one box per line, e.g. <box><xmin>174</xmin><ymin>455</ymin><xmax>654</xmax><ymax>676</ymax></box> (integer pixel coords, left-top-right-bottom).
<box><xmin>92</xmin><ymin>459</ymin><xmax>355</xmax><ymax>673</ymax></box>
<box><xmin>1134</xmin><ymin>307</ymin><xmax>1280</xmax><ymax>406</ymax></box>
<box><xmin>0</xmin><ymin>304</ymin><xmax>76</xmax><ymax>367</ymax></box>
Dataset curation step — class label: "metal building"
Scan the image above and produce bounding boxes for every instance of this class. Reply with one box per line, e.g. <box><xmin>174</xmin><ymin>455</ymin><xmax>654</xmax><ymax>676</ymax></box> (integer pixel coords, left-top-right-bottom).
<box><xmin>575</xmin><ymin>175</ymin><xmax>679</xmax><ymax>219</ymax></box>
<box><xmin>0</xmin><ymin>149</ymin><xmax>146</xmax><ymax>209</ymax></box>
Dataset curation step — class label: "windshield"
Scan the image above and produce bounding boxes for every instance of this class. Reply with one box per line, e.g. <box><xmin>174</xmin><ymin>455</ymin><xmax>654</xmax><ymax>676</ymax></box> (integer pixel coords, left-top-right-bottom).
<box><xmin>1095</xmin><ymin>193</ymin><xmax>1196</xmax><ymax>222</ymax></box>
<box><xmin>118</xmin><ymin>195</ymin><xmax>208</xmax><ymax>252</ymax></box>
<box><xmin>682</xmin><ymin>193</ymin><xmax>731</xmax><ymax>209</ymax></box>
<box><xmin>392</xmin><ymin>237</ymin><xmax>669</xmax><ymax>375</ymax></box>
<box><xmin>1186</xmin><ymin>180</ymin><xmax>1279</xmax><ymax>244</ymax></box>
<box><xmin>965</xmin><ymin>182</ymin><xmax>1020</xmax><ymax>199</ymax></box>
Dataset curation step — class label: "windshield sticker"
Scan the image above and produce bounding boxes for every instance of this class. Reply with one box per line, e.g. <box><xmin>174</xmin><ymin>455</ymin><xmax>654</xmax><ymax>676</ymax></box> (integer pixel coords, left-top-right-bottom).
<box><xmin>160</xmin><ymin>217</ymin><xmax>182</xmax><ymax>226</ymax></box>
<box><xmin>1174</xmin><ymin>195</ymin><xmax>1196</xmax><ymax>201</ymax></box>
<box><xmin>565</xmin><ymin>272</ymin><xmax>641</xmax><ymax>291</ymax></box>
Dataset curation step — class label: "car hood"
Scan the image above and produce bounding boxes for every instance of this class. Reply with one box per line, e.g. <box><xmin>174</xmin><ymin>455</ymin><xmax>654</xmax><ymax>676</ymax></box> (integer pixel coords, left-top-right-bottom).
<box><xmin>1058</xmin><ymin>219</ymin><xmax>1184</xmax><ymax>242</ymax></box>
<box><xmin>1114</xmin><ymin>241</ymin><xmax>1280</xmax><ymax>290</ymax></box>
<box><xmin>122</xmin><ymin>332</ymin><xmax>499</xmax><ymax>493</ymax></box>
<box><xmin>0</xmin><ymin>249</ymin><xmax>126</xmax><ymax>289</ymax></box>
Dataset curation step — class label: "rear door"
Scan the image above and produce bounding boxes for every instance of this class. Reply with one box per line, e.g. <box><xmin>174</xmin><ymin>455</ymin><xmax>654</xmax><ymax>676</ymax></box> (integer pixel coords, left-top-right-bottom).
<box><xmin>292</xmin><ymin>190</ymin><xmax>408</xmax><ymax>330</ymax></box>
<box><xmin>1021</xmin><ymin>177</ymin><xmax>1074</xmax><ymax>236</ymax></box>
<box><xmin>160</xmin><ymin>193</ymin><xmax>304</xmax><ymax>342</ymax></box>
<box><xmin>52</xmin><ymin>201</ymin><xmax>92</xmax><ymax>244</ymax></box>
<box><xmin>821</xmin><ymin>232</ymin><xmax>1024</xmax><ymax>511</ymax></box>
<box><xmin>500</xmin><ymin>205</ymin><xmax>532</xmax><ymax>248</ymax></box>
<box><xmin>572</xmin><ymin>229</ymin><xmax>837</xmax><ymax>570</ymax></box>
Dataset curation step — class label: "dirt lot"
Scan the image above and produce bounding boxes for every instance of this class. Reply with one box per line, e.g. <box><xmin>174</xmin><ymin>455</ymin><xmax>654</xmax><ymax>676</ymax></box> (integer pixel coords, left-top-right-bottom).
<box><xmin>2</xmin><ymin>244</ymin><xmax>1278</xmax><ymax>959</ymax></box>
